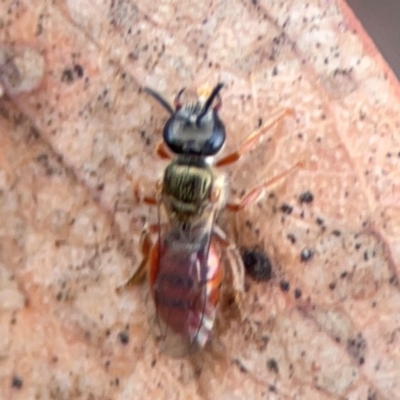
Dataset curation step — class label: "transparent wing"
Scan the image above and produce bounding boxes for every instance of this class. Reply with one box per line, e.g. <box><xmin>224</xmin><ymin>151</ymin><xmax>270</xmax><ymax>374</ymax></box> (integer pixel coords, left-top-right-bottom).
<box><xmin>146</xmin><ymin>202</ymin><xmax>222</xmax><ymax>358</ymax></box>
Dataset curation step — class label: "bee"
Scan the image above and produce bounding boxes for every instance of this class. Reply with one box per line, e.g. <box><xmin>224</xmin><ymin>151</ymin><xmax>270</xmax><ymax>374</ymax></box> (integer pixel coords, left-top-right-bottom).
<box><xmin>130</xmin><ymin>83</ymin><xmax>296</xmax><ymax>358</ymax></box>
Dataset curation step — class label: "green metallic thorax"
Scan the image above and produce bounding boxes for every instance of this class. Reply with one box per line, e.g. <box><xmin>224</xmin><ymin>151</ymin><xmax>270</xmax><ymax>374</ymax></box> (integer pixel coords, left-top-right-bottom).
<box><xmin>162</xmin><ymin>157</ymin><xmax>213</xmax><ymax>220</ymax></box>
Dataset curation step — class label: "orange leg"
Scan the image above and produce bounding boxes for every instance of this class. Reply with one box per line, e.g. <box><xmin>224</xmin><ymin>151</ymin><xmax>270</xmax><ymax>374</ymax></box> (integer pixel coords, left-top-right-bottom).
<box><xmin>226</xmin><ymin>162</ymin><xmax>303</xmax><ymax>212</ymax></box>
<box><xmin>133</xmin><ymin>183</ymin><xmax>158</xmax><ymax>205</ymax></box>
<box><xmin>215</xmin><ymin>108</ymin><xmax>294</xmax><ymax>167</ymax></box>
<box><xmin>119</xmin><ymin>223</ymin><xmax>162</xmax><ymax>288</ymax></box>
<box><xmin>155</xmin><ymin>140</ymin><xmax>172</xmax><ymax>160</ymax></box>
<box><xmin>125</xmin><ymin>139</ymin><xmax>169</xmax><ymax>286</ymax></box>
<box><xmin>132</xmin><ymin>141</ymin><xmax>169</xmax><ymax>204</ymax></box>
<box><xmin>213</xmin><ymin>226</ymin><xmax>245</xmax><ymax>318</ymax></box>
<box><xmin>132</xmin><ymin>179</ymin><xmax>161</xmax><ymax>206</ymax></box>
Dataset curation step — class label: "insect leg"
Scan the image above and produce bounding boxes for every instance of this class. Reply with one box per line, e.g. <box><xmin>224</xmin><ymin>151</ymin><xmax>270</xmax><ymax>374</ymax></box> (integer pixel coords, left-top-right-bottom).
<box><xmin>215</xmin><ymin>108</ymin><xmax>294</xmax><ymax>167</ymax></box>
<box><xmin>155</xmin><ymin>140</ymin><xmax>172</xmax><ymax>160</ymax></box>
<box><xmin>213</xmin><ymin>226</ymin><xmax>245</xmax><ymax>319</ymax></box>
<box><xmin>132</xmin><ymin>179</ymin><xmax>161</xmax><ymax>206</ymax></box>
<box><xmin>130</xmin><ymin>141</ymin><xmax>169</xmax><ymax>205</ymax></box>
<box><xmin>144</xmin><ymin>87</ymin><xmax>174</xmax><ymax>115</ymax></box>
<box><xmin>226</xmin><ymin>162</ymin><xmax>303</xmax><ymax>212</ymax></box>
<box><xmin>117</xmin><ymin>224</ymin><xmax>160</xmax><ymax>290</ymax></box>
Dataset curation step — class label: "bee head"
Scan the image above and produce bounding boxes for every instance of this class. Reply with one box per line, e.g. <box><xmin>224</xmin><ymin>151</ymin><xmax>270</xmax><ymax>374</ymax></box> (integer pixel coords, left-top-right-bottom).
<box><xmin>145</xmin><ymin>83</ymin><xmax>226</xmax><ymax>157</ymax></box>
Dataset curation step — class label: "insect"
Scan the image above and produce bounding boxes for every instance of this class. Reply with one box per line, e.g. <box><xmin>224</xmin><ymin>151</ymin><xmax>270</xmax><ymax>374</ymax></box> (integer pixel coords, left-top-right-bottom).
<box><xmin>129</xmin><ymin>83</ymin><xmax>297</xmax><ymax>358</ymax></box>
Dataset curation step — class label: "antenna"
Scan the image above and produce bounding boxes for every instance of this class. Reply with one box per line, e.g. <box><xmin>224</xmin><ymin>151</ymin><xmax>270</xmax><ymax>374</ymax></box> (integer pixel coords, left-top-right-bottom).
<box><xmin>144</xmin><ymin>87</ymin><xmax>174</xmax><ymax>115</ymax></box>
<box><xmin>196</xmin><ymin>83</ymin><xmax>224</xmax><ymax>126</ymax></box>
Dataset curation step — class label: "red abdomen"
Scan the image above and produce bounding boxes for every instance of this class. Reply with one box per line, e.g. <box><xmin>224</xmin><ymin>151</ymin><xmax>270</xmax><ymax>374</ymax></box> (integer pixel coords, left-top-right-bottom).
<box><xmin>148</xmin><ymin>237</ymin><xmax>222</xmax><ymax>357</ymax></box>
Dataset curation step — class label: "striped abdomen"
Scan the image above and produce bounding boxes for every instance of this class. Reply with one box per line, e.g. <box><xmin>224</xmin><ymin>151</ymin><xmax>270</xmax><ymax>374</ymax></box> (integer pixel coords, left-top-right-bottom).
<box><xmin>148</xmin><ymin>235</ymin><xmax>222</xmax><ymax>356</ymax></box>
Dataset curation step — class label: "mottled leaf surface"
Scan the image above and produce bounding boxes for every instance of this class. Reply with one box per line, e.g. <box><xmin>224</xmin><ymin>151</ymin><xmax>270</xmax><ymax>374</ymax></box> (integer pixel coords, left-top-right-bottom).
<box><xmin>0</xmin><ymin>0</ymin><xmax>399</xmax><ymax>399</ymax></box>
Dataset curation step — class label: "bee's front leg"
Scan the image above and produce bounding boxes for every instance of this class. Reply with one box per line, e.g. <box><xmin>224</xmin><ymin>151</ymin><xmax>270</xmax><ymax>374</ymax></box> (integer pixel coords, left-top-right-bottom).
<box><xmin>154</xmin><ymin>140</ymin><xmax>172</xmax><ymax>160</ymax></box>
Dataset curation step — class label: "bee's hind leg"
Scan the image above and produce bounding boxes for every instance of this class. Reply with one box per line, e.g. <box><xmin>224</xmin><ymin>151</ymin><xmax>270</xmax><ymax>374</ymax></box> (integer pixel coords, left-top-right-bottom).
<box><xmin>213</xmin><ymin>225</ymin><xmax>245</xmax><ymax>320</ymax></box>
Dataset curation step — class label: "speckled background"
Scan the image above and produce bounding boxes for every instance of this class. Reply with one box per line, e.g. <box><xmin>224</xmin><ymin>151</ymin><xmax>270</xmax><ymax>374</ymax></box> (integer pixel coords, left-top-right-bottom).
<box><xmin>0</xmin><ymin>0</ymin><xmax>400</xmax><ymax>399</ymax></box>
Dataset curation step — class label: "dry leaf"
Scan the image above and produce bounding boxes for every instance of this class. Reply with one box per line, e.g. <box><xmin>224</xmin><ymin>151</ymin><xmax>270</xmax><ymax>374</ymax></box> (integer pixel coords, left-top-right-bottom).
<box><xmin>0</xmin><ymin>0</ymin><xmax>399</xmax><ymax>399</ymax></box>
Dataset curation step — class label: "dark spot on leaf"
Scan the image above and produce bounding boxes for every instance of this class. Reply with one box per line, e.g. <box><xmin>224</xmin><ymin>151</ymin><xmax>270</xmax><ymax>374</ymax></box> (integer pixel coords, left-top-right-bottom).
<box><xmin>316</xmin><ymin>217</ymin><xmax>324</xmax><ymax>226</ymax></box>
<box><xmin>118</xmin><ymin>331</ymin><xmax>129</xmax><ymax>345</ymax></box>
<box><xmin>241</xmin><ymin>248</ymin><xmax>272</xmax><ymax>281</ymax></box>
<box><xmin>347</xmin><ymin>333</ymin><xmax>366</xmax><ymax>364</ymax></box>
<box><xmin>74</xmin><ymin>64</ymin><xmax>84</xmax><ymax>78</ymax></box>
<box><xmin>61</xmin><ymin>68</ymin><xmax>74</xmax><ymax>83</ymax></box>
<box><xmin>267</xmin><ymin>358</ymin><xmax>279</xmax><ymax>373</ymax></box>
<box><xmin>287</xmin><ymin>234</ymin><xmax>296</xmax><ymax>244</ymax></box>
<box><xmin>279</xmin><ymin>280</ymin><xmax>290</xmax><ymax>292</ymax></box>
<box><xmin>280</xmin><ymin>203</ymin><xmax>293</xmax><ymax>214</ymax></box>
<box><xmin>367</xmin><ymin>389</ymin><xmax>378</xmax><ymax>400</ymax></box>
<box><xmin>300</xmin><ymin>248</ymin><xmax>313</xmax><ymax>262</ymax></box>
<box><xmin>11</xmin><ymin>376</ymin><xmax>23</xmax><ymax>389</ymax></box>
<box><xmin>261</xmin><ymin>335</ymin><xmax>269</xmax><ymax>346</ymax></box>
<box><xmin>389</xmin><ymin>275</ymin><xmax>399</xmax><ymax>286</ymax></box>
<box><xmin>234</xmin><ymin>359</ymin><xmax>248</xmax><ymax>374</ymax></box>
